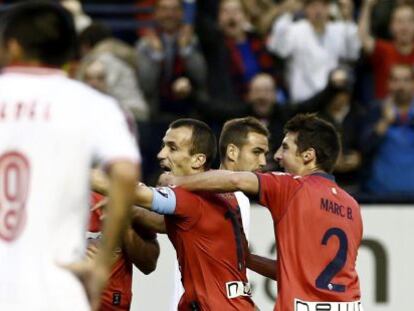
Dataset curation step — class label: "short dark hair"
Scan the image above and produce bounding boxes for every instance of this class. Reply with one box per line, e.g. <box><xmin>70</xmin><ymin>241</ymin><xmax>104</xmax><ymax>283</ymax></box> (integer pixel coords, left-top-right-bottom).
<box><xmin>284</xmin><ymin>113</ymin><xmax>341</xmax><ymax>173</ymax></box>
<box><xmin>0</xmin><ymin>1</ymin><xmax>76</xmax><ymax>67</ymax></box>
<box><xmin>219</xmin><ymin>117</ymin><xmax>269</xmax><ymax>161</ymax></box>
<box><xmin>78</xmin><ymin>22</ymin><xmax>112</xmax><ymax>49</ymax></box>
<box><xmin>169</xmin><ymin>118</ymin><xmax>217</xmax><ymax>169</ymax></box>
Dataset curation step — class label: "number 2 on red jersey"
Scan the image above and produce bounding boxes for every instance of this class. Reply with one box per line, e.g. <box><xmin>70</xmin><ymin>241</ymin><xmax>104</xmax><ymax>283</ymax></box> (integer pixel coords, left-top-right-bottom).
<box><xmin>315</xmin><ymin>227</ymin><xmax>348</xmax><ymax>292</ymax></box>
<box><xmin>0</xmin><ymin>151</ymin><xmax>30</xmax><ymax>242</ymax></box>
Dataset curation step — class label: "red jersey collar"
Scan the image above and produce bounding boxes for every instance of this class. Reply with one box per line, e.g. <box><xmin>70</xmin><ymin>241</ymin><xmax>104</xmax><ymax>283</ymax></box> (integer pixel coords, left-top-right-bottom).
<box><xmin>311</xmin><ymin>172</ymin><xmax>336</xmax><ymax>182</ymax></box>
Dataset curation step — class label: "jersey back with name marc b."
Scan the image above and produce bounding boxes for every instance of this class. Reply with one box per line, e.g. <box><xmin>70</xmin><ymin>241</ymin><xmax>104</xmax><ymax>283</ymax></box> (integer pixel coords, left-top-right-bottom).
<box><xmin>256</xmin><ymin>172</ymin><xmax>362</xmax><ymax>311</ymax></box>
<box><xmin>0</xmin><ymin>67</ymin><xmax>139</xmax><ymax>311</ymax></box>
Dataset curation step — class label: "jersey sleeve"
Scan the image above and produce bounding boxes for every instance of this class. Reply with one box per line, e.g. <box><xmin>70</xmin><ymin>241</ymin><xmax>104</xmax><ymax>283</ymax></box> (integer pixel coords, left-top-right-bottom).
<box><xmin>171</xmin><ymin>187</ymin><xmax>203</xmax><ymax>231</ymax></box>
<box><xmin>91</xmin><ymin>96</ymin><xmax>140</xmax><ymax>167</ymax></box>
<box><xmin>256</xmin><ymin>172</ymin><xmax>301</xmax><ymax>222</ymax></box>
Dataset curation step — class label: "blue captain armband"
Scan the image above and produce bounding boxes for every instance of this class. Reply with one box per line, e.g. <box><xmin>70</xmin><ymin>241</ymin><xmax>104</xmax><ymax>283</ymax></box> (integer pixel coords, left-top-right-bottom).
<box><xmin>150</xmin><ymin>187</ymin><xmax>177</xmax><ymax>215</ymax></box>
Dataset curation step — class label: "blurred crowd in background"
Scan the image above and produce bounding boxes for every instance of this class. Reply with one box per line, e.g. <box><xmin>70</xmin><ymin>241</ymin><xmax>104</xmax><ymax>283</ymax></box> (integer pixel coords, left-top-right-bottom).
<box><xmin>2</xmin><ymin>0</ymin><xmax>414</xmax><ymax>201</ymax></box>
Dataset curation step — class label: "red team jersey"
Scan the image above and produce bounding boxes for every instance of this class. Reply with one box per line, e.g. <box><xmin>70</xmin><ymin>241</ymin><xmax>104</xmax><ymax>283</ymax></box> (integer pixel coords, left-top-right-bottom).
<box><xmin>256</xmin><ymin>172</ymin><xmax>362</xmax><ymax>311</ymax></box>
<box><xmin>88</xmin><ymin>192</ymin><xmax>133</xmax><ymax>311</ymax></box>
<box><xmin>165</xmin><ymin>187</ymin><xmax>255</xmax><ymax>311</ymax></box>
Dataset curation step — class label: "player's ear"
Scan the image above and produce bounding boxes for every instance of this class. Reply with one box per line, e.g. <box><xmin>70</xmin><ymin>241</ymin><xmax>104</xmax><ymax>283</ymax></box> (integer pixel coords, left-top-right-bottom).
<box><xmin>226</xmin><ymin>144</ymin><xmax>239</xmax><ymax>162</ymax></box>
<box><xmin>302</xmin><ymin>148</ymin><xmax>316</xmax><ymax>165</ymax></box>
<box><xmin>191</xmin><ymin>153</ymin><xmax>207</xmax><ymax>170</ymax></box>
<box><xmin>6</xmin><ymin>39</ymin><xmax>23</xmax><ymax>63</ymax></box>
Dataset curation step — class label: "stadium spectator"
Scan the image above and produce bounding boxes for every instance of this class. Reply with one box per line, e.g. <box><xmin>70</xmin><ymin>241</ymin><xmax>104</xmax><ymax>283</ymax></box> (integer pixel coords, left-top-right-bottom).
<box><xmin>135</xmin><ymin>0</ymin><xmax>208</xmax><ymax>184</ymax></box>
<box><xmin>0</xmin><ymin>2</ymin><xmax>139</xmax><ymax>310</ymax></box>
<box><xmin>135</xmin><ymin>0</ymin><xmax>208</xmax><ymax>120</ymax></box>
<box><xmin>240</xmin><ymin>0</ymin><xmax>301</xmax><ymax>36</ymax></box>
<box><xmin>243</xmin><ymin>72</ymin><xmax>346</xmax><ymax>170</ymax></box>
<box><xmin>217</xmin><ymin>0</ymin><xmax>276</xmax><ymax>98</ymax></box>
<box><xmin>267</xmin><ymin>0</ymin><xmax>360</xmax><ymax>103</ymax></box>
<box><xmin>87</xmin><ymin>192</ymin><xmax>159</xmax><ymax>311</ymax></box>
<box><xmin>360</xmin><ymin>0</ymin><xmax>414</xmax><ymax>40</ymax></box>
<box><xmin>361</xmin><ymin>64</ymin><xmax>414</xmax><ymax>196</ymax></box>
<box><xmin>194</xmin><ymin>0</ymin><xmax>277</xmax><ymax>125</ymax></box>
<box><xmin>163</xmin><ymin>114</ymin><xmax>363</xmax><ymax>311</ymax></box>
<box><xmin>78</xmin><ymin>23</ymin><xmax>149</xmax><ymax>121</ymax></box>
<box><xmin>359</xmin><ymin>0</ymin><xmax>414</xmax><ymax>99</ymax></box>
<box><xmin>82</xmin><ymin>59</ymin><xmax>108</xmax><ymax>94</ymax></box>
<box><xmin>244</xmin><ymin>73</ymin><xmax>285</xmax><ymax>170</ymax></box>
<box><xmin>317</xmin><ymin>67</ymin><xmax>364</xmax><ymax>191</ymax></box>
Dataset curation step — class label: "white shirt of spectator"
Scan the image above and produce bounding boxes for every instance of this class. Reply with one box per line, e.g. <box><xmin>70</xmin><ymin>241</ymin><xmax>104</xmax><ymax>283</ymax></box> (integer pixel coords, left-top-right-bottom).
<box><xmin>0</xmin><ymin>67</ymin><xmax>140</xmax><ymax>311</ymax></box>
<box><xmin>169</xmin><ymin>191</ymin><xmax>251</xmax><ymax>311</ymax></box>
<box><xmin>267</xmin><ymin>13</ymin><xmax>360</xmax><ymax>103</ymax></box>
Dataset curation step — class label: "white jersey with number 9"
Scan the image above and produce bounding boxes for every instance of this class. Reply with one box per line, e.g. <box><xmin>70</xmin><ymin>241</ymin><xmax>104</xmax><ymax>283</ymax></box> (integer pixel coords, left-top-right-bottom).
<box><xmin>0</xmin><ymin>67</ymin><xmax>140</xmax><ymax>311</ymax></box>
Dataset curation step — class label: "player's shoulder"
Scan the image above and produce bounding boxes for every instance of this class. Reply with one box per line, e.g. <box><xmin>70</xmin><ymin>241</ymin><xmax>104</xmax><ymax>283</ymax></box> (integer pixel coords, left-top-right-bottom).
<box><xmin>171</xmin><ymin>186</ymin><xmax>197</xmax><ymax>199</ymax></box>
<box><xmin>62</xmin><ymin>78</ymin><xmax>117</xmax><ymax>106</ymax></box>
<box><xmin>260</xmin><ymin>171</ymin><xmax>302</xmax><ymax>182</ymax></box>
<box><xmin>64</xmin><ymin>78</ymin><xmax>124</xmax><ymax>118</ymax></box>
<box><xmin>338</xmin><ymin>187</ymin><xmax>359</xmax><ymax>208</ymax></box>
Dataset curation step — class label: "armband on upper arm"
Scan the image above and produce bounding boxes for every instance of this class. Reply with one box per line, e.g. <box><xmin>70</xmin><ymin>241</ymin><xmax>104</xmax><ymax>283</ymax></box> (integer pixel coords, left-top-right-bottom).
<box><xmin>150</xmin><ymin>187</ymin><xmax>177</xmax><ymax>215</ymax></box>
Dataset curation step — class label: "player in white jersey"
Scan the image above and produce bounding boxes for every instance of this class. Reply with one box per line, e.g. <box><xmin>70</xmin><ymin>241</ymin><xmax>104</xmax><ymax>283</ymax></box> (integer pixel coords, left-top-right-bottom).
<box><xmin>0</xmin><ymin>3</ymin><xmax>139</xmax><ymax>311</ymax></box>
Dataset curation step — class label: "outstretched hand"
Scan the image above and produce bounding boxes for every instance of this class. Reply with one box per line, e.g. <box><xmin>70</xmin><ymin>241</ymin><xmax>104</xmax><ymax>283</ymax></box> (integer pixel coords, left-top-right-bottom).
<box><xmin>158</xmin><ymin>172</ymin><xmax>175</xmax><ymax>187</ymax></box>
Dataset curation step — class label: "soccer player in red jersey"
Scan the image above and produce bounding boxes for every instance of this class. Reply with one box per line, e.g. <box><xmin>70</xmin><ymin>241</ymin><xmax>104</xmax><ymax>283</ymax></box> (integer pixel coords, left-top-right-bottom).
<box><xmin>128</xmin><ymin>119</ymin><xmax>255</xmax><ymax>310</ymax></box>
<box><xmin>163</xmin><ymin>114</ymin><xmax>363</xmax><ymax>311</ymax></box>
<box><xmin>87</xmin><ymin>192</ymin><xmax>159</xmax><ymax>311</ymax></box>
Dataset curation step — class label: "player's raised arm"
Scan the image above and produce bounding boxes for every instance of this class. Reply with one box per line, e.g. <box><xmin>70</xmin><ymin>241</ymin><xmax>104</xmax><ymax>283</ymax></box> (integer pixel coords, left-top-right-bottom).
<box><xmin>161</xmin><ymin>170</ymin><xmax>260</xmax><ymax>195</ymax></box>
<box><xmin>91</xmin><ymin>170</ymin><xmax>174</xmax><ymax>221</ymax></box>
<box><xmin>358</xmin><ymin>0</ymin><xmax>377</xmax><ymax>53</ymax></box>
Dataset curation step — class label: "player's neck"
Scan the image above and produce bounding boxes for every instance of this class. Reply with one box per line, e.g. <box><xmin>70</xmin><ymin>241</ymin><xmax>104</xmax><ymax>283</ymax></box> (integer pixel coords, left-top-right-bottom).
<box><xmin>8</xmin><ymin>59</ymin><xmax>48</xmax><ymax>68</ymax></box>
<box><xmin>299</xmin><ymin>166</ymin><xmax>326</xmax><ymax>177</ymax></box>
<box><xmin>220</xmin><ymin>161</ymin><xmax>235</xmax><ymax>171</ymax></box>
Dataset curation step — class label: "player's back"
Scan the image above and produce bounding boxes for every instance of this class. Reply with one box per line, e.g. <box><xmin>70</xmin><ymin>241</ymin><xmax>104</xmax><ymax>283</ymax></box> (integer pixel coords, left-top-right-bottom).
<box><xmin>257</xmin><ymin>172</ymin><xmax>362</xmax><ymax>311</ymax></box>
<box><xmin>0</xmin><ymin>67</ymin><xmax>130</xmax><ymax>310</ymax></box>
<box><xmin>165</xmin><ymin>188</ymin><xmax>254</xmax><ymax>311</ymax></box>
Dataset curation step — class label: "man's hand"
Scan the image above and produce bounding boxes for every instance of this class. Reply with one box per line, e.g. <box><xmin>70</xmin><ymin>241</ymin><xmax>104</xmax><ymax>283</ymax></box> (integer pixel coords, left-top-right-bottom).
<box><xmin>172</xmin><ymin>77</ymin><xmax>192</xmax><ymax>99</ymax></box>
<box><xmin>158</xmin><ymin>172</ymin><xmax>175</xmax><ymax>187</ymax></box>
<box><xmin>178</xmin><ymin>24</ymin><xmax>194</xmax><ymax>49</ymax></box>
<box><xmin>382</xmin><ymin>99</ymin><xmax>397</xmax><ymax>125</ymax></box>
<box><xmin>282</xmin><ymin>0</ymin><xmax>303</xmax><ymax>14</ymax></box>
<box><xmin>375</xmin><ymin>98</ymin><xmax>396</xmax><ymax>135</ymax></box>
<box><xmin>144</xmin><ymin>29</ymin><xmax>163</xmax><ymax>53</ymax></box>
<box><xmin>363</xmin><ymin>0</ymin><xmax>378</xmax><ymax>8</ymax></box>
<box><xmin>62</xmin><ymin>260</ymin><xmax>110</xmax><ymax>311</ymax></box>
<box><xmin>330</xmin><ymin>67</ymin><xmax>350</xmax><ymax>90</ymax></box>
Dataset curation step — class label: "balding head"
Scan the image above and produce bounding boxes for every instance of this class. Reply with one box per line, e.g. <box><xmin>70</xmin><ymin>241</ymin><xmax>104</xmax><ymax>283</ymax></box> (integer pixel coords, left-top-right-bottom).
<box><xmin>248</xmin><ymin>73</ymin><xmax>277</xmax><ymax>118</ymax></box>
